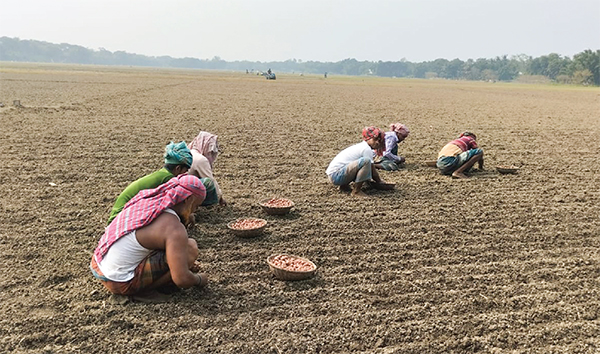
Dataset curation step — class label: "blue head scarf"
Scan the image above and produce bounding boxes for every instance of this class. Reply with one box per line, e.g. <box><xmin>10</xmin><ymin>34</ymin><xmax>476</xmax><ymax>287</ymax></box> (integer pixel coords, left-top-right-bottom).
<box><xmin>164</xmin><ymin>141</ymin><xmax>193</xmax><ymax>168</ymax></box>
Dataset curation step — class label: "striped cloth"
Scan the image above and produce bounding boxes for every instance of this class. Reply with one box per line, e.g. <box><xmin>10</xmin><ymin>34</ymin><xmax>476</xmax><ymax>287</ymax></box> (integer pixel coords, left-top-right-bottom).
<box><xmin>94</xmin><ymin>174</ymin><xmax>206</xmax><ymax>263</ymax></box>
<box><xmin>449</xmin><ymin>135</ymin><xmax>478</xmax><ymax>152</ymax></box>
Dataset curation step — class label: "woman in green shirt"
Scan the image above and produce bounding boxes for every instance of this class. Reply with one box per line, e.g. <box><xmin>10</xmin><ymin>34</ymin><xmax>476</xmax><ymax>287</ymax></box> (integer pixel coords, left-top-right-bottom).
<box><xmin>107</xmin><ymin>141</ymin><xmax>193</xmax><ymax>225</ymax></box>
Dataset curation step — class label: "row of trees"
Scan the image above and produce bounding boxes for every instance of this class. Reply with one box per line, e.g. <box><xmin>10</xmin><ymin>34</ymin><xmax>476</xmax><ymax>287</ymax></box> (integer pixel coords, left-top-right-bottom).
<box><xmin>1</xmin><ymin>37</ymin><xmax>598</xmax><ymax>85</ymax></box>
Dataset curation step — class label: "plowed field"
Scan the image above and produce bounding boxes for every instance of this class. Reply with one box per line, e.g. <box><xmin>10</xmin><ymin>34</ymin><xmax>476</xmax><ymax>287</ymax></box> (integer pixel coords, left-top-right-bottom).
<box><xmin>1</xmin><ymin>63</ymin><xmax>599</xmax><ymax>353</ymax></box>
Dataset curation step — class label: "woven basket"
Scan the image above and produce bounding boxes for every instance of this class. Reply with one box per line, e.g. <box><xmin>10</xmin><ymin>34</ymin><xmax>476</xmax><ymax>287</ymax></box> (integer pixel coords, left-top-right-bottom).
<box><xmin>259</xmin><ymin>198</ymin><xmax>294</xmax><ymax>215</ymax></box>
<box><xmin>267</xmin><ymin>254</ymin><xmax>317</xmax><ymax>281</ymax></box>
<box><xmin>227</xmin><ymin>218</ymin><xmax>267</xmax><ymax>238</ymax></box>
<box><xmin>496</xmin><ymin>165</ymin><xmax>519</xmax><ymax>174</ymax></box>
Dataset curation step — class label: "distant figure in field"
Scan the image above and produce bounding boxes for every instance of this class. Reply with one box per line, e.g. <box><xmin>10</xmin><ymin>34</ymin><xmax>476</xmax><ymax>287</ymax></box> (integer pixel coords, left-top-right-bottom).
<box><xmin>262</xmin><ymin>69</ymin><xmax>276</xmax><ymax>80</ymax></box>
<box><xmin>91</xmin><ymin>174</ymin><xmax>209</xmax><ymax>302</ymax></box>
<box><xmin>375</xmin><ymin>123</ymin><xmax>410</xmax><ymax>171</ymax></box>
<box><xmin>324</xmin><ymin>72</ymin><xmax>328</xmax><ymax>78</ymax></box>
<box><xmin>188</xmin><ymin>131</ymin><xmax>227</xmax><ymax>206</ymax></box>
<box><xmin>326</xmin><ymin>126</ymin><xmax>389</xmax><ymax>197</ymax></box>
<box><xmin>436</xmin><ymin>131</ymin><xmax>484</xmax><ymax>179</ymax></box>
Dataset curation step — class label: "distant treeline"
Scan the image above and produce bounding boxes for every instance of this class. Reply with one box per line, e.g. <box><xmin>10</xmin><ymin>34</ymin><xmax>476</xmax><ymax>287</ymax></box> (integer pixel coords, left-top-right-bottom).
<box><xmin>1</xmin><ymin>37</ymin><xmax>598</xmax><ymax>85</ymax></box>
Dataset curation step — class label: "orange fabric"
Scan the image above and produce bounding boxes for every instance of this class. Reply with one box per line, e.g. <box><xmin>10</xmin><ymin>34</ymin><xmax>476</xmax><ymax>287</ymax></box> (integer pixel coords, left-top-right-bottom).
<box><xmin>438</xmin><ymin>143</ymin><xmax>463</xmax><ymax>158</ymax></box>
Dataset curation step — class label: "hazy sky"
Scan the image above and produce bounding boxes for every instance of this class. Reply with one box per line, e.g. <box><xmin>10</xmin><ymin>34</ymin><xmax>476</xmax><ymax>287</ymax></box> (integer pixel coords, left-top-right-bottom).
<box><xmin>1</xmin><ymin>0</ymin><xmax>599</xmax><ymax>63</ymax></box>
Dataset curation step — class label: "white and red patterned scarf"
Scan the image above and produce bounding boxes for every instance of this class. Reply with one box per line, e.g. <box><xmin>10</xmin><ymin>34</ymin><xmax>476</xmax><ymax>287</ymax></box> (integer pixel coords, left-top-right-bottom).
<box><xmin>188</xmin><ymin>131</ymin><xmax>219</xmax><ymax>167</ymax></box>
<box><xmin>389</xmin><ymin>123</ymin><xmax>410</xmax><ymax>139</ymax></box>
<box><xmin>94</xmin><ymin>174</ymin><xmax>206</xmax><ymax>262</ymax></box>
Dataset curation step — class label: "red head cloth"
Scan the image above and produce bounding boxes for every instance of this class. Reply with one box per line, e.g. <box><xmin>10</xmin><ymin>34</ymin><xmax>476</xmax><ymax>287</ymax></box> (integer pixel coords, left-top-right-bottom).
<box><xmin>390</xmin><ymin>123</ymin><xmax>410</xmax><ymax>139</ymax></box>
<box><xmin>94</xmin><ymin>174</ymin><xmax>206</xmax><ymax>262</ymax></box>
<box><xmin>451</xmin><ymin>135</ymin><xmax>478</xmax><ymax>151</ymax></box>
<box><xmin>362</xmin><ymin>126</ymin><xmax>385</xmax><ymax>156</ymax></box>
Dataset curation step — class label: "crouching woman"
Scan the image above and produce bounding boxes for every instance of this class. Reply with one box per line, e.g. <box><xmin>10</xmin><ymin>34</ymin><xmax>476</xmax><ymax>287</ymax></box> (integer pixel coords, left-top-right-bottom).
<box><xmin>90</xmin><ymin>175</ymin><xmax>209</xmax><ymax>300</ymax></box>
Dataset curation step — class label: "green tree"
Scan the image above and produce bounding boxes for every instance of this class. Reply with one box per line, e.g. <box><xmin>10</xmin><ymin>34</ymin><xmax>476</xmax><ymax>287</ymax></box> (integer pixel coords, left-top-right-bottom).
<box><xmin>446</xmin><ymin>59</ymin><xmax>464</xmax><ymax>79</ymax></box>
<box><xmin>376</xmin><ymin>60</ymin><xmax>410</xmax><ymax>77</ymax></box>
<box><xmin>511</xmin><ymin>54</ymin><xmax>531</xmax><ymax>74</ymax></box>
<box><xmin>482</xmin><ymin>69</ymin><xmax>498</xmax><ymax>81</ymax></box>
<box><xmin>431</xmin><ymin>58</ymin><xmax>450</xmax><ymax>78</ymax></box>
<box><xmin>491</xmin><ymin>55</ymin><xmax>518</xmax><ymax>81</ymax></box>
<box><xmin>0</xmin><ymin>36</ymin><xmax>598</xmax><ymax>85</ymax></box>
<box><xmin>572</xmin><ymin>69</ymin><xmax>594</xmax><ymax>85</ymax></box>
<box><xmin>571</xmin><ymin>49</ymin><xmax>600</xmax><ymax>85</ymax></box>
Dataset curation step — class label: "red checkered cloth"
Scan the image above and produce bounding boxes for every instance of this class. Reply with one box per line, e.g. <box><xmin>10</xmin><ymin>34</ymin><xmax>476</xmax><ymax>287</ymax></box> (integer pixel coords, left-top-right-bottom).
<box><xmin>362</xmin><ymin>126</ymin><xmax>385</xmax><ymax>156</ymax></box>
<box><xmin>450</xmin><ymin>135</ymin><xmax>478</xmax><ymax>152</ymax></box>
<box><xmin>94</xmin><ymin>174</ymin><xmax>206</xmax><ymax>263</ymax></box>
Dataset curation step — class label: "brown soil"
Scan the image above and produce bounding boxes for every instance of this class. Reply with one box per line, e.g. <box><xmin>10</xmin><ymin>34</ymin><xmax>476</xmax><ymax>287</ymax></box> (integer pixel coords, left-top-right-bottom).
<box><xmin>1</xmin><ymin>63</ymin><xmax>599</xmax><ymax>353</ymax></box>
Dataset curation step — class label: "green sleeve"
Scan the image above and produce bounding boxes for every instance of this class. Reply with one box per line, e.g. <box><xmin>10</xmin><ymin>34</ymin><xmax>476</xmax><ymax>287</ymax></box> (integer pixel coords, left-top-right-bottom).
<box><xmin>107</xmin><ymin>168</ymin><xmax>174</xmax><ymax>224</ymax></box>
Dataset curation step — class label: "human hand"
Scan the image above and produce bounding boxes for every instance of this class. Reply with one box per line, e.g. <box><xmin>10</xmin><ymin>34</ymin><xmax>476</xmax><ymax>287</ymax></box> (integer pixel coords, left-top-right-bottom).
<box><xmin>185</xmin><ymin>213</ymin><xmax>196</xmax><ymax>229</ymax></box>
<box><xmin>195</xmin><ymin>273</ymin><xmax>209</xmax><ymax>288</ymax></box>
<box><xmin>190</xmin><ymin>260</ymin><xmax>201</xmax><ymax>273</ymax></box>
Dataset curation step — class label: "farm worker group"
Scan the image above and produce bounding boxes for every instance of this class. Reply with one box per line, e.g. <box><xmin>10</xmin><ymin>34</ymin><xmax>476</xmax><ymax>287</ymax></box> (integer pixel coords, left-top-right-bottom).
<box><xmin>91</xmin><ymin>130</ymin><xmax>224</xmax><ymax>301</ymax></box>
<box><xmin>326</xmin><ymin>123</ymin><xmax>484</xmax><ymax>197</ymax></box>
<box><xmin>107</xmin><ymin>140</ymin><xmax>220</xmax><ymax>225</ymax></box>
<box><xmin>90</xmin><ymin>123</ymin><xmax>486</xmax><ymax>300</ymax></box>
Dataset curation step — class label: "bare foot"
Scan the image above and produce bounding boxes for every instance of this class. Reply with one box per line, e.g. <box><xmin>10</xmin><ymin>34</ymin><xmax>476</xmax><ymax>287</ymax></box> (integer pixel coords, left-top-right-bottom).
<box><xmin>108</xmin><ymin>294</ymin><xmax>130</xmax><ymax>305</ymax></box>
<box><xmin>339</xmin><ymin>184</ymin><xmax>351</xmax><ymax>192</ymax></box>
<box><xmin>452</xmin><ymin>172</ymin><xmax>469</xmax><ymax>179</ymax></box>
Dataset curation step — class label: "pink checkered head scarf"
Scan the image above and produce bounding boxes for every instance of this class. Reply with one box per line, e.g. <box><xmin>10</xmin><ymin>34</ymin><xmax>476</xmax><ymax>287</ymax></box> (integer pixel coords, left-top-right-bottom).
<box><xmin>188</xmin><ymin>131</ymin><xmax>219</xmax><ymax>167</ymax></box>
<box><xmin>362</xmin><ymin>126</ymin><xmax>385</xmax><ymax>156</ymax></box>
<box><xmin>94</xmin><ymin>174</ymin><xmax>206</xmax><ymax>262</ymax></box>
<box><xmin>390</xmin><ymin>123</ymin><xmax>410</xmax><ymax>139</ymax></box>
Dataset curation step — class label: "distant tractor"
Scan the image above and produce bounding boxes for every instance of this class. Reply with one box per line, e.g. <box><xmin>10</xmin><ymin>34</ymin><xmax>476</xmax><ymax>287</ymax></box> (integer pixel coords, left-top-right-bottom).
<box><xmin>262</xmin><ymin>68</ymin><xmax>276</xmax><ymax>80</ymax></box>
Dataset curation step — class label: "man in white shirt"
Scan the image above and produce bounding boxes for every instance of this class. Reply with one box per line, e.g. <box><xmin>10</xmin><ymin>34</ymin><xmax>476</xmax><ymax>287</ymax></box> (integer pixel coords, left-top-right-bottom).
<box><xmin>326</xmin><ymin>126</ymin><xmax>388</xmax><ymax>197</ymax></box>
<box><xmin>91</xmin><ymin>175</ymin><xmax>209</xmax><ymax>302</ymax></box>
